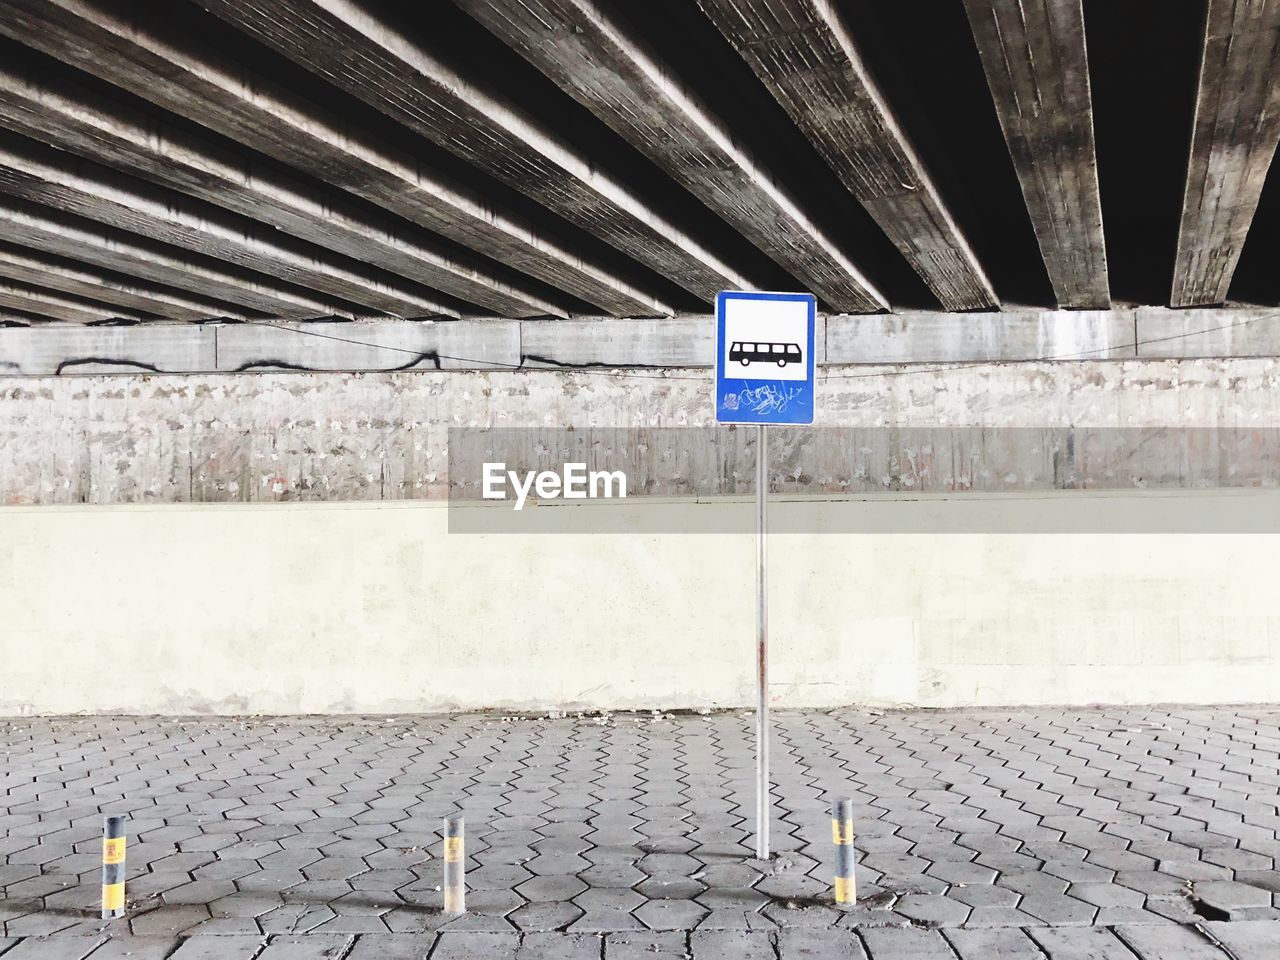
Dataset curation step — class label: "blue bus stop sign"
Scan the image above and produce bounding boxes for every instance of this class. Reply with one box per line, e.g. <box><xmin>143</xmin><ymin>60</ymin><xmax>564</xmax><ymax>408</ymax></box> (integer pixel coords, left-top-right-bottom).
<box><xmin>714</xmin><ymin>290</ymin><xmax>816</xmax><ymax>425</ymax></box>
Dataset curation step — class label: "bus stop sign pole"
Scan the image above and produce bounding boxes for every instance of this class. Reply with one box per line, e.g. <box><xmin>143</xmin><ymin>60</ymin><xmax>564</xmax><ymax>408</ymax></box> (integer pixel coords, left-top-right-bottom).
<box><xmin>714</xmin><ymin>289</ymin><xmax>816</xmax><ymax>863</ymax></box>
<box><xmin>755</xmin><ymin>423</ymin><xmax>769</xmax><ymax>860</ymax></box>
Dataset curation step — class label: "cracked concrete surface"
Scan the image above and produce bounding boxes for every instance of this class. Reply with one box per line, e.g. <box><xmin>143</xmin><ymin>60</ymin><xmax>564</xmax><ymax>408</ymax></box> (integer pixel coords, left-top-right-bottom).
<box><xmin>0</xmin><ymin>708</ymin><xmax>1277</xmax><ymax>957</ymax></box>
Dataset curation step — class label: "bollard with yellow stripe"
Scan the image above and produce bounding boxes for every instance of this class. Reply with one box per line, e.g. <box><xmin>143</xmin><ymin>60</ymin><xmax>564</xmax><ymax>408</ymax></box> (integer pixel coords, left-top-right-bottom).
<box><xmin>831</xmin><ymin>797</ymin><xmax>856</xmax><ymax>905</ymax></box>
<box><xmin>443</xmin><ymin>812</ymin><xmax>465</xmax><ymax>915</ymax></box>
<box><xmin>101</xmin><ymin>815</ymin><xmax>127</xmax><ymax>919</ymax></box>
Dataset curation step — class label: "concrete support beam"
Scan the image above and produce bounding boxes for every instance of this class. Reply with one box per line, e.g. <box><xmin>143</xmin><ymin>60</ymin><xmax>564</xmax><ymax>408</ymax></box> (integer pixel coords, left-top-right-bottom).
<box><xmin>0</xmin><ymin>0</ymin><xmax>671</xmax><ymax>318</ymax></box>
<box><xmin>0</xmin><ymin>323</ymin><xmax>215</xmax><ymax>375</ymax></box>
<box><xmin>0</xmin><ymin>279</ymin><xmax>149</xmax><ymax>325</ymax></box>
<box><xmin>28</xmin><ymin>308</ymin><xmax>1280</xmax><ymax>374</ymax></box>
<box><xmin>0</xmin><ymin>244</ymin><xmax>246</xmax><ymax>322</ymax></box>
<box><xmin>695</xmin><ymin>0</ymin><xmax>997</xmax><ymax>312</ymax></box>
<box><xmin>0</xmin><ymin>197</ymin><xmax>340</xmax><ymax>320</ymax></box>
<box><xmin>197</xmin><ymin>0</ymin><xmax>758</xmax><ymax>304</ymax></box>
<box><xmin>825</xmin><ymin>310</ymin><xmax>1135</xmax><ymax>364</ymax></box>
<box><xmin>0</xmin><ymin>60</ymin><xmax>567</xmax><ymax>319</ymax></box>
<box><xmin>521</xmin><ymin>319</ymin><xmax>713</xmax><ymax>370</ymax></box>
<box><xmin>964</xmin><ymin>0</ymin><xmax>1110</xmax><ymax>309</ymax></box>
<box><xmin>1172</xmin><ymin>0</ymin><xmax>1280</xmax><ymax>307</ymax></box>
<box><xmin>521</xmin><ymin>316</ymin><xmax>830</xmax><ymax>369</ymax></box>
<box><xmin>0</xmin><ymin>133</ymin><xmax>458</xmax><ymax>319</ymax></box>
<box><xmin>1134</xmin><ymin>306</ymin><xmax>1280</xmax><ymax>358</ymax></box>
<box><xmin>456</xmin><ymin>0</ymin><xmax>886</xmax><ymax>313</ymax></box>
<box><xmin>216</xmin><ymin>321</ymin><xmax>521</xmax><ymax>373</ymax></box>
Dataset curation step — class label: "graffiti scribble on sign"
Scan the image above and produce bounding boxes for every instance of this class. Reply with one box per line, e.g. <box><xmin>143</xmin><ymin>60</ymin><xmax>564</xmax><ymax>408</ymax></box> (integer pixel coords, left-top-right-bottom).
<box><xmin>726</xmin><ymin>384</ymin><xmax>805</xmax><ymax>415</ymax></box>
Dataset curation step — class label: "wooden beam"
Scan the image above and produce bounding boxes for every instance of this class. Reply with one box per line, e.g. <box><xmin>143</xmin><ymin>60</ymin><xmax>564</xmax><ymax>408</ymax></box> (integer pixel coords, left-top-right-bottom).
<box><xmin>0</xmin><ymin>244</ymin><xmax>248</xmax><ymax>321</ymax></box>
<box><xmin>0</xmin><ymin>132</ymin><xmax>459</xmax><ymax>319</ymax></box>
<box><xmin>0</xmin><ymin>0</ymin><xmax>671</xmax><ymax>317</ymax></box>
<box><xmin>455</xmin><ymin>0</ymin><xmax>886</xmax><ymax>312</ymax></box>
<box><xmin>963</xmin><ymin>0</ymin><xmax>1110</xmax><ymax>308</ymax></box>
<box><xmin>0</xmin><ymin>58</ymin><xmax>568</xmax><ymax>319</ymax></box>
<box><xmin>0</xmin><ymin>278</ymin><xmax>150</xmax><ymax>324</ymax></box>
<box><xmin>695</xmin><ymin>0</ymin><xmax>996</xmax><ymax>312</ymax></box>
<box><xmin>0</xmin><ymin>197</ymin><xmax>342</xmax><ymax>319</ymax></box>
<box><xmin>1172</xmin><ymin>0</ymin><xmax>1280</xmax><ymax>307</ymax></box>
<box><xmin>197</xmin><ymin>0</ymin><xmax>758</xmax><ymax>304</ymax></box>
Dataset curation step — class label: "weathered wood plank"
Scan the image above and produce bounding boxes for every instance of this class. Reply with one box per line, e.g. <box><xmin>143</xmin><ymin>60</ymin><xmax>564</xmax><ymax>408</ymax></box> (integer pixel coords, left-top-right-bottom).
<box><xmin>0</xmin><ymin>197</ymin><xmax>341</xmax><ymax>320</ymax></box>
<box><xmin>696</xmin><ymin>0</ymin><xmax>996</xmax><ymax>311</ymax></box>
<box><xmin>197</xmin><ymin>0</ymin><xmax>757</xmax><ymax>304</ymax></box>
<box><xmin>0</xmin><ymin>132</ymin><xmax>457</xmax><ymax>319</ymax></box>
<box><xmin>0</xmin><ymin>57</ymin><xmax>567</xmax><ymax>319</ymax></box>
<box><xmin>0</xmin><ymin>0</ymin><xmax>670</xmax><ymax>317</ymax></box>
<box><xmin>0</xmin><ymin>279</ymin><xmax>150</xmax><ymax>325</ymax></box>
<box><xmin>0</xmin><ymin>244</ymin><xmax>246</xmax><ymax>321</ymax></box>
<box><xmin>456</xmin><ymin>0</ymin><xmax>886</xmax><ymax>313</ymax></box>
<box><xmin>963</xmin><ymin>0</ymin><xmax>1110</xmax><ymax>308</ymax></box>
<box><xmin>1172</xmin><ymin>0</ymin><xmax>1280</xmax><ymax>307</ymax></box>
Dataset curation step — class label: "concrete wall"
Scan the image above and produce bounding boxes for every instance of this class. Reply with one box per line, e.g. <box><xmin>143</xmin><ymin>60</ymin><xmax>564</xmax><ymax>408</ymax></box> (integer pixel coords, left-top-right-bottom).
<box><xmin>5</xmin><ymin>357</ymin><xmax>1280</xmax><ymax>505</ymax></box>
<box><xmin>2</xmin><ymin>496</ymin><xmax>1278</xmax><ymax>715</ymax></box>
<box><xmin>4</xmin><ymin>357</ymin><xmax>1280</xmax><ymax>714</ymax></box>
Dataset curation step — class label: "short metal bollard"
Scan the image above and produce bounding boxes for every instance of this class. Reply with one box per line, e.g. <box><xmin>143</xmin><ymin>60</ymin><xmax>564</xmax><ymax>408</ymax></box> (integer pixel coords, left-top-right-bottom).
<box><xmin>101</xmin><ymin>815</ymin><xmax>127</xmax><ymax>919</ymax></box>
<box><xmin>832</xmin><ymin>797</ymin><xmax>856</xmax><ymax>905</ymax></box>
<box><xmin>443</xmin><ymin>812</ymin><xmax>465</xmax><ymax>915</ymax></box>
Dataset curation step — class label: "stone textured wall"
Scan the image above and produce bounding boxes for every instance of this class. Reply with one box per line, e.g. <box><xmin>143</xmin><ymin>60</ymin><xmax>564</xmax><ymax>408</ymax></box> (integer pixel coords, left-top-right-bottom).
<box><xmin>4</xmin><ymin>358</ymin><xmax>1280</xmax><ymax>505</ymax></box>
<box><xmin>5</xmin><ymin>360</ymin><xmax>1280</xmax><ymax>714</ymax></box>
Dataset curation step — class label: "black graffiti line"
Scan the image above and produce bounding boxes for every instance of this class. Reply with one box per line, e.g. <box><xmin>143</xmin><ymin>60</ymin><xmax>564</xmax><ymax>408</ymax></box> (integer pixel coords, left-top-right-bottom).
<box><xmin>233</xmin><ymin>351</ymin><xmax>443</xmax><ymax>374</ymax></box>
<box><xmin>55</xmin><ymin>357</ymin><xmax>162</xmax><ymax>375</ymax></box>
<box><xmin>519</xmin><ymin>352</ymin><xmax>673</xmax><ymax>370</ymax></box>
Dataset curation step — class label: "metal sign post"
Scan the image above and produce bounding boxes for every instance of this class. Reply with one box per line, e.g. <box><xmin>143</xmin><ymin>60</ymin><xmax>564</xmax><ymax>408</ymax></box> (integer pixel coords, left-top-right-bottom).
<box><xmin>714</xmin><ymin>290</ymin><xmax>816</xmax><ymax>863</ymax></box>
<box><xmin>755</xmin><ymin>422</ymin><xmax>769</xmax><ymax>859</ymax></box>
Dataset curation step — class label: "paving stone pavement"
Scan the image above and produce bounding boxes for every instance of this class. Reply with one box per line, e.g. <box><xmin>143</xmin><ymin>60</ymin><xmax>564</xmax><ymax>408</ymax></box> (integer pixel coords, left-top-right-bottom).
<box><xmin>0</xmin><ymin>708</ymin><xmax>1278</xmax><ymax>958</ymax></box>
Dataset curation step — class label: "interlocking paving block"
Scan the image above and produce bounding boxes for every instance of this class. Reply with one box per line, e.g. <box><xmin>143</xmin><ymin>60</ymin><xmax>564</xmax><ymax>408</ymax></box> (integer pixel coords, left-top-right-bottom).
<box><xmin>604</xmin><ymin>931</ymin><xmax>688</xmax><ymax>959</ymax></box>
<box><xmin>945</xmin><ymin>928</ymin><xmax>1046</xmax><ymax>959</ymax></box>
<box><xmin>3</xmin><ymin>939</ymin><xmax>102</xmax><ymax>960</ymax></box>
<box><xmin>83</xmin><ymin>937</ymin><xmax>179</xmax><ymax>959</ymax></box>
<box><xmin>1016</xmin><ymin>895</ymin><xmax>1097</xmax><ymax>926</ymax></box>
<box><xmin>509</xmin><ymin>902</ymin><xmax>586</xmax><ymax>933</ymax></box>
<box><xmin>1201</xmin><ymin>920</ymin><xmax>1280</xmax><ymax>960</ymax></box>
<box><xmin>860</xmin><ymin>927</ymin><xmax>958</xmax><ymax>959</ymax></box>
<box><xmin>1193</xmin><ymin>880</ymin><xmax>1274</xmax><ymax>910</ymax></box>
<box><xmin>1115</xmin><ymin>924</ymin><xmax>1231</xmax><ymax>958</ymax></box>
<box><xmin>1030</xmin><ymin>927</ymin><xmax>1145</xmax><ymax>959</ymax></box>
<box><xmin>688</xmin><ymin>929</ymin><xmax>773</xmax><ymax>958</ymax></box>
<box><xmin>893</xmin><ymin>894</ymin><xmax>971</xmax><ymax>927</ymax></box>
<box><xmin>129</xmin><ymin>906</ymin><xmax>212</xmax><ymax>936</ymax></box>
<box><xmin>776</xmin><ymin>928</ymin><xmax>867</xmax><ymax>958</ymax></box>
<box><xmin>516</xmin><ymin>932</ymin><xmax>604</xmax><ymax>960</ymax></box>
<box><xmin>635</xmin><ymin>900</ymin><xmax>709</xmax><ymax>931</ymax></box>
<box><xmin>256</xmin><ymin>935</ymin><xmax>354</xmax><ymax>959</ymax></box>
<box><xmin>431</xmin><ymin>932</ymin><xmax>521</xmax><ymax>960</ymax></box>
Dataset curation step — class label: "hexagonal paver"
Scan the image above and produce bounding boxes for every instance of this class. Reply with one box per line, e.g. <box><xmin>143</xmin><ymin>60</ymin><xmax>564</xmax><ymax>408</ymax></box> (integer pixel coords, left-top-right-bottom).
<box><xmin>516</xmin><ymin>874</ymin><xmax>590</xmax><ymax>903</ymax></box>
<box><xmin>634</xmin><ymin>899</ymin><xmax>708</xmax><ymax>931</ymax></box>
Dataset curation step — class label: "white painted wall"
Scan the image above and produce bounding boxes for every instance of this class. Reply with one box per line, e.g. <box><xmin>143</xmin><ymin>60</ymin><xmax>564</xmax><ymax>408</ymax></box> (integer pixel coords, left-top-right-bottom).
<box><xmin>3</xmin><ymin>494</ymin><xmax>1277</xmax><ymax>715</ymax></box>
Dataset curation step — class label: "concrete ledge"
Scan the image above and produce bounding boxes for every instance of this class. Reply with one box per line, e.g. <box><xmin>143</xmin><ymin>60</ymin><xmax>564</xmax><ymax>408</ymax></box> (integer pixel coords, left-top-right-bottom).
<box><xmin>0</xmin><ymin>322</ymin><xmax>215</xmax><ymax>375</ymax></box>
<box><xmin>1</xmin><ymin>307</ymin><xmax>1279</xmax><ymax>375</ymax></box>
<box><xmin>215</xmin><ymin>320</ymin><xmax>520</xmax><ymax>372</ymax></box>
<box><xmin>1134</xmin><ymin>306</ymin><xmax>1280</xmax><ymax>357</ymax></box>
<box><xmin>825</xmin><ymin>310</ymin><xmax>1135</xmax><ymax>363</ymax></box>
<box><xmin>520</xmin><ymin>317</ymin><xmax>713</xmax><ymax>368</ymax></box>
